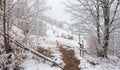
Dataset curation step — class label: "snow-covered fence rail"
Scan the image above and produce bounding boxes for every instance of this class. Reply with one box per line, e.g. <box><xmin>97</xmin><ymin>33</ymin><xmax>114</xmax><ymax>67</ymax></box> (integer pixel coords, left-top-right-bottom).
<box><xmin>78</xmin><ymin>42</ymin><xmax>89</xmax><ymax>57</ymax></box>
<box><xmin>0</xmin><ymin>31</ymin><xmax>64</xmax><ymax>70</ymax></box>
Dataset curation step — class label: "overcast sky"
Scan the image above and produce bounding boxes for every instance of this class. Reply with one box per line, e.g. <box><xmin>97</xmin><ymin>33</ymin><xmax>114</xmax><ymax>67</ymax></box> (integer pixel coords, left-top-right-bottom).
<box><xmin>45</xmin><ymin>0</ymin><xmax>72</xmax><ymax>23</ymax></box>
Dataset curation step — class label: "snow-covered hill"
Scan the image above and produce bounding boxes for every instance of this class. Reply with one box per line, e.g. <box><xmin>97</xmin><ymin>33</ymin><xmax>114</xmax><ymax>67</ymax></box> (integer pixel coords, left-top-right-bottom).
<box><xmin>1</xmin><ymin>20</ymin><xmax>120</xmax><ymax>70</ymax></box>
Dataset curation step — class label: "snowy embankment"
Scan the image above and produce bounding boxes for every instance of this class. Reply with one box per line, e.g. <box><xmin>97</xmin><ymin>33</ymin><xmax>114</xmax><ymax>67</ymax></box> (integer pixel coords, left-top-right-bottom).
<box><xmin>80</xmin><ymin>55</ymin><xmax>120</xmax><ymax>70</ymax></box>
<box><xmin>21</xmin><ymin>59</ymin><xmax>61</xmax><ymax>70</ymax></box>
<box><xmin>19</xmin><ymin>22</ymin><xmax>82</xmax><ymax>70</ymax></box>
<box><xmin>1</xmin><ymin>24</ymin><xmax>120</xmax><ymax>70</ymax></box>
<box><xmin>23</xmin><ymin>34</ymin><xmax>120</xmax><ymax>70</ymax></box>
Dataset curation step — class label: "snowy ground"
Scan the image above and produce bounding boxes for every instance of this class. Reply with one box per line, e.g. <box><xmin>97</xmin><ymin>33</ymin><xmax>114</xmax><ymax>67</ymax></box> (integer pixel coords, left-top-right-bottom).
<box><xmin>21</xmin><ymin>34</ymin><xmax>120</xmax><ymax>70</ymax></box>
<box><xmin>1</xmin><ymin>25</ymin><xmax>120</xmax><ymax>70</ymax></box>
<box><xmin>14</xmin><ymin>25</ymin><xmax>120</xmax><ymax>70</ymax></box>
<box><xmin>80</xmin><ymin>56</ymin><xmax>120</xmax><ymax>70</ymax></box>
<box><xmin>21</xmin><ymin>59</ymin><xmax>61</xmax><ymax>70</ymax></box>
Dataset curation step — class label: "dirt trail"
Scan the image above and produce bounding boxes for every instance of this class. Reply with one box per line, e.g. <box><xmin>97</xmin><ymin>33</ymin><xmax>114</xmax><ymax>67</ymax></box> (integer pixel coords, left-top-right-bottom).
<box><xmin>58</xmin><ymin>45</ymin><xmax>80</xmax><ymax>70</ymax></box>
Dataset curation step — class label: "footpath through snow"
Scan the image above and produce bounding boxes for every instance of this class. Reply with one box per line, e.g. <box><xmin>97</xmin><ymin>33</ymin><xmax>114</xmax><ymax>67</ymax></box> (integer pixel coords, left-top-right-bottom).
<box><xmin>1</xmin><ymin>25</ymin><xmax>120</xmax><ymax>70</ymax></box>
<box><xmin>22</xmin><ymin>35</ymin><xmax>120</xmax><ymax>70</ymax></box>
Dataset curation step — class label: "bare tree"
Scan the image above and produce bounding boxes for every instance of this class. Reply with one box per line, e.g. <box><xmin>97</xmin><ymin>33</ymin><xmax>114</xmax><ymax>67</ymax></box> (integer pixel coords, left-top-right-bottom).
<box><xmin>3</xmin><ymin>0</ymin><xmax>13</xmax><ymax>53</ymax></box>
<box><xmin>101</xmin><ymin>0</ymin><xmax>120</xmax><ymax>58</ymax></box>
<box><xmin>29</xmin><ymin>0</ymin><xmax>47</xmax><ymax>36</ymax></box>
<box><xmin>65</xmin><ymin>0</ymin><xmax>120</xmax><ymax>58</ymax></box>
<box><xmin>64</xmin><ymin>0</ymin><xmax>102</xmax><ymax>56</ymax></box>
<box><xmin>0</xmin><ymin>0</ymin><xmax>3</xmax><ymax>10</ymax></box>
<box><xmin>9</xmin><ymin>0</ymin><xmax>47</xmax><ymax>37</ymax></box>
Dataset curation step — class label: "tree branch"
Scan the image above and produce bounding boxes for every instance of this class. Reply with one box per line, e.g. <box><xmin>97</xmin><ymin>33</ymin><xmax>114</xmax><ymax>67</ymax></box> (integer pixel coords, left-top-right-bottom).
<box><xmin>109</xmin><ymin>0</ymin><xmax>120</xmax><ymax>27</ymax></box>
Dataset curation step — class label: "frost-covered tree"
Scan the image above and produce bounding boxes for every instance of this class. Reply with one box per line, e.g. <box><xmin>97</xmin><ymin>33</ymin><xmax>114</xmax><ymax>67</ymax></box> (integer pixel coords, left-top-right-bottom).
<box><xmin>29</xmin><ymin>0</ymin><xmax>47</xmax><ymax>36</ymax></box>
<box><xmin>65</xmin><ymin>0</ymin><xmax>120</xmax><ymax>58</ymax></box>
<box><xmin>101</xmin><ymin>0</ymin><xmax>120</xmax><ymax>58</ymax></box>
<box><xmin>64</xmin><ymin>0</ymin><xmax>103</xmax><ymax>56</ymax></box>
<box><xmin>10</xmin><ymin>0</ymin><xmax>47</xmax><ymax>37</ymax></box>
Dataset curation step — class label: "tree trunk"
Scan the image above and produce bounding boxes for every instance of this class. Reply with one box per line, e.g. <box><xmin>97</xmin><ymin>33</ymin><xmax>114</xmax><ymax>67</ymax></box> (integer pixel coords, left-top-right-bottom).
<box><xmin>102</xmin><ymin>0</ymin><xmax>110</xmax><ymax>58</ymax></box>
<box><xmin>3</xmin><ymin>0</ymin><xmax>11</xmax><ymax>53</ymax></box>
<box><xmin>96</xmin><ymin>0</ymin><xmax>101</xmax><ymax>57</ymax></box>
<box><xmin>96</xmin><ymin>0</ymin><xmax>101</xmax><ymax>45</ymax></box>
<box><xmin>0</xmin><ymin>0</ymin><xmax>3</xmax><ymax>10</ymax></box>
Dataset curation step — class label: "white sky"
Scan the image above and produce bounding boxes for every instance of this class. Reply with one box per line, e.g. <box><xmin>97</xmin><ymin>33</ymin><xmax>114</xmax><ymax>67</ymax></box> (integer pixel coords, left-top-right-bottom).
<box><xmin>45</xmin><ymin>0</ymin><xmax>71</xmax><ymax>23</ymax></box>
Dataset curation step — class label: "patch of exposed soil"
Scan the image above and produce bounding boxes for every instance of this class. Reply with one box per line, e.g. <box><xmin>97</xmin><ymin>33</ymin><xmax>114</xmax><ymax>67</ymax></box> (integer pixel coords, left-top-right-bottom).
<box><xmin>58</xmin><ymin>45</ymin><xmax>80</xmax><ymax>70</ymax></box>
